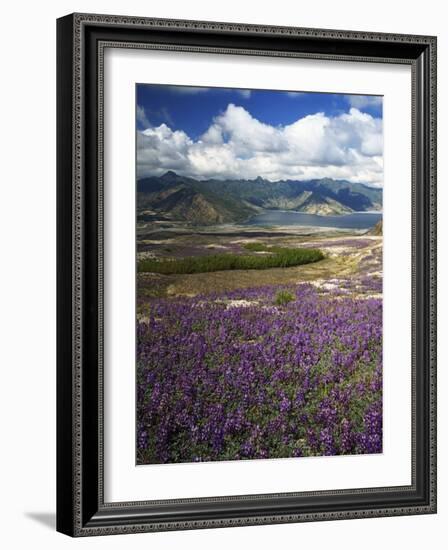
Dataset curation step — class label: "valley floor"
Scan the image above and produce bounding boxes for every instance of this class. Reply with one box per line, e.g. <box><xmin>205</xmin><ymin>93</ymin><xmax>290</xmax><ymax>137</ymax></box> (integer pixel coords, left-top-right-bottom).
<box><xmin>137</xmin><ymin>228</ymin><xmax>382</xmax><ymax>305</ymax></box>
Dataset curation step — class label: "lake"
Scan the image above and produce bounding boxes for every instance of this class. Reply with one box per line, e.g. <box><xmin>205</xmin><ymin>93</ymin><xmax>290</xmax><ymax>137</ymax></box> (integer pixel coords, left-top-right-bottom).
<box><xmin>244</xmin><ymin>210</ymin><xmax>382</xmax><ymax>230</ymax></box>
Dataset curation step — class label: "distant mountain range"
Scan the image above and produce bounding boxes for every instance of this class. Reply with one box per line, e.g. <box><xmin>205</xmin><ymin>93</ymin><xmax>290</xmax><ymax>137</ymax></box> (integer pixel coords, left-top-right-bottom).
<box><xmin>137</xmin><ymin>171</ymin><xmax>382</xmax><ymax>225</ymax></box>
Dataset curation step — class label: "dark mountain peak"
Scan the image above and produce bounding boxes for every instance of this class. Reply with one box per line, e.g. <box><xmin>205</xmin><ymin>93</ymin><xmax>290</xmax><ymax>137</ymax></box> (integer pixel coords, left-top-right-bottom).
<box><xmin>160</xmin><ymin>170</ymin><xmax>181</xmax><ymax>181</ymax></box>
<box><xmin>138</xmin><ymin>171</ymin><xmax>184</xmax><ymax>193</ymax></box>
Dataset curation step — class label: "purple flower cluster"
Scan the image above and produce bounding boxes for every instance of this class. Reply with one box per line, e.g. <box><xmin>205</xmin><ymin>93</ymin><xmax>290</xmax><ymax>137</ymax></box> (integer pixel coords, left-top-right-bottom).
<box><xmin>333</xmin><ymin>275</ymin><xmax>382</xmax><ymax>295</ymax></box>
<box><xmin>137</xmin><ymin>283</ymin><xmax>382</xmax><ymax>464</ymax></box>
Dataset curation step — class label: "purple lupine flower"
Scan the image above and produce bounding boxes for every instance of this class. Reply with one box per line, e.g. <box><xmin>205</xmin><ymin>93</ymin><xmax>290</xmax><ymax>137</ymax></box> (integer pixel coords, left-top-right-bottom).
<box><xmin>136</xmin><ymin>281</ymin><xmax>382</xmax><ymax>463</ymax></box>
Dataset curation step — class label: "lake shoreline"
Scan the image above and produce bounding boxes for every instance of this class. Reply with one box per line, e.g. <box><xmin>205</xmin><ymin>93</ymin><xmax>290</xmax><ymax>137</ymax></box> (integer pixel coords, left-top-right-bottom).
<box><xmin>243</xmin><ymin>209</ymin><xmax>382</xmax><ymax>230</ymax></box>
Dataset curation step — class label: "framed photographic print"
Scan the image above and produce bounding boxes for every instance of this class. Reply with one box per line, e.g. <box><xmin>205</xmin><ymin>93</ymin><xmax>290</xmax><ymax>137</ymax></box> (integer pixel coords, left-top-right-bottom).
<box><xmin>56</xmin><ymin>13</ymin><xmax>437</xmax><ymax>536</ymax></box>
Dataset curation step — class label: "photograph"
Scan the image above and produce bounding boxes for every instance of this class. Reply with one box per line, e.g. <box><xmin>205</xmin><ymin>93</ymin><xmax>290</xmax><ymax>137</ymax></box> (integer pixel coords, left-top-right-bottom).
<box><xmin>135</xmin><ymin>84</ymin><xmax>384</xmax><ymax>465</ymax></box>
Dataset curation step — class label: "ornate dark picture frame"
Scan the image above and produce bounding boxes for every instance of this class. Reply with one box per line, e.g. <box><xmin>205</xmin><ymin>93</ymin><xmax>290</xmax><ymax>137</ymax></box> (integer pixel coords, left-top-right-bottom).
<box><xmin>56</xmin><ymin>13</ymin><xmax>437</xmax><ymax>537</ymax></box>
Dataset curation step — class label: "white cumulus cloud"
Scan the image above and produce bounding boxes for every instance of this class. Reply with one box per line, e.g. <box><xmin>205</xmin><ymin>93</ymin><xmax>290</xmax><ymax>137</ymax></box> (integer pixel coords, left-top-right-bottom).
<box><xmin>137</xmin><ymin>103</ymin><xmax>383</xmax><ymax>187</ymax></box>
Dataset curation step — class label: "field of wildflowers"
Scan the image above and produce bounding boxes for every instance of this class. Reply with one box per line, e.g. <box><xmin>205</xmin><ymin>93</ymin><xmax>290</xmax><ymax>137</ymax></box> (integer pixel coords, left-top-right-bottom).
<box><xmin>137</xmin><ymin>275</ymin><xmax>382</xmax><ymax>464</ymax></box>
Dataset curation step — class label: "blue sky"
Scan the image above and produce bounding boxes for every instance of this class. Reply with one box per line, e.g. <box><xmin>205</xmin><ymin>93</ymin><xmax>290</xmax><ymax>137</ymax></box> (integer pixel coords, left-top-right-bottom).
<box><xmin>136</xmin><ymin>85</ymin><xmax>382</xmax><ymax>137</ymax></box>
<box><xmin>136</xmin><ymin>84</ymin><xmax>383</xmax><ymax>187</ymax></box>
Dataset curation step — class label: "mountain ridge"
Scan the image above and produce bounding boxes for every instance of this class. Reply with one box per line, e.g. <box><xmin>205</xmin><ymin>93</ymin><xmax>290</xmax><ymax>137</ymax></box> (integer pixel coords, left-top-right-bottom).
<box><xmin>137</xmin><ymin>171</ymin><xmax>382</xmax><ymax>225</ymax></box>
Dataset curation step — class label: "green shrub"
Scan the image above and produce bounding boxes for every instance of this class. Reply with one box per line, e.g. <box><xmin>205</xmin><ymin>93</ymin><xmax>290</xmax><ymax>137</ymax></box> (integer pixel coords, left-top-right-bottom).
<box><xmin>275</xmin><ymin>290</ymin><xmax>295</xmax><ymax>306</ymax></box>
